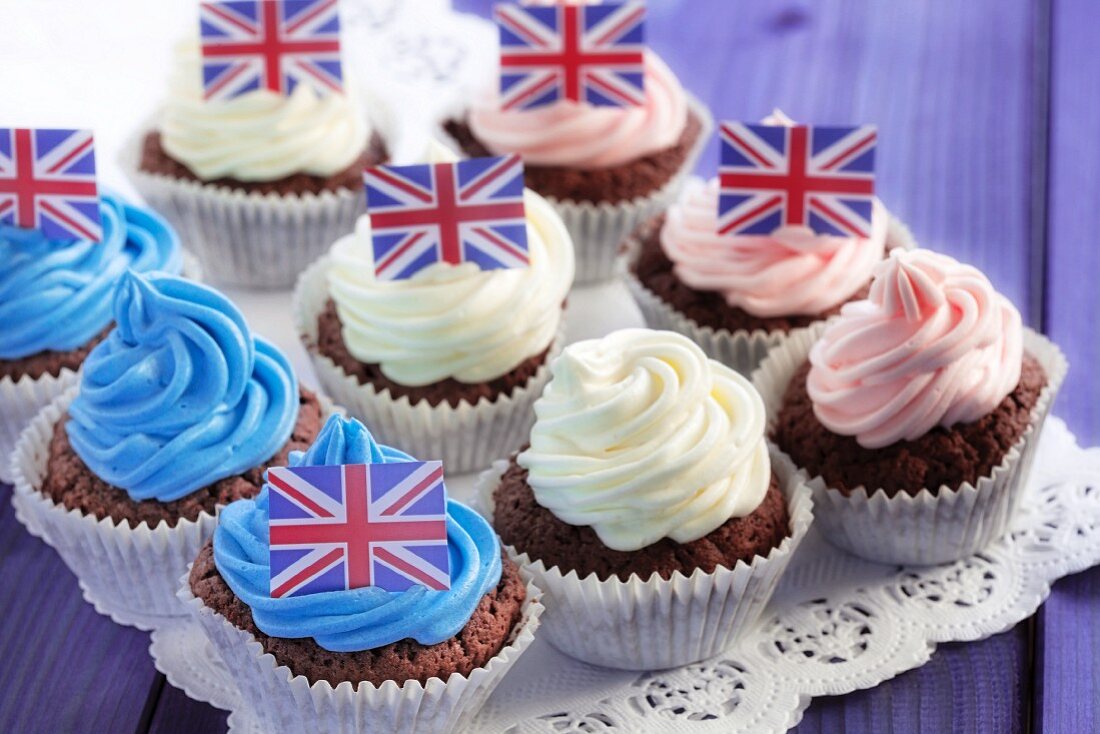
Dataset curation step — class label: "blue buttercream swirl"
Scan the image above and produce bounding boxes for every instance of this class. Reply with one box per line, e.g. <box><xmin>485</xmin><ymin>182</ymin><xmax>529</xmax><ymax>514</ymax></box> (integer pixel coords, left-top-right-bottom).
<box><xmin>0</xmin><ymin>192</ymin><xmax>182</xmax><ymax>360</ymax></box>
<box><xmin>66</xmin><ymin>271</ymin><xmax>298</xmax><ymax>502</ymax></box>
<box><xmin>213</xmin><ymin>415</ymin><xmax>504</xmax><ymax>652</ymax></box>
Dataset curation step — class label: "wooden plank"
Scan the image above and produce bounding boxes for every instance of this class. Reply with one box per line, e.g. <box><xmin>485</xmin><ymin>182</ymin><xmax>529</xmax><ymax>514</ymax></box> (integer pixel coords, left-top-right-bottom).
<box><xmin>147</xmin><ymin>681</ymin><xmax>229</xmax><ymax>734</ymax></box>
<box><xmin>1043</xmin><ymin>0</ymin><xmax>1100</xmax><ymax>446</ymax></box>
<box><xmin>0</xmin><ymin>485</ymin><xmax>161</xmax><ymax>732</ymax></box>
<box><xmin>794</xmin><ymin>628</ymin><xmax>1029</xmax><ymax>733</ymax></box>
<box><xmin>1034</xmin><ymin>1</ymin><xmax>1100</xmax><ymax>732</ymax></box>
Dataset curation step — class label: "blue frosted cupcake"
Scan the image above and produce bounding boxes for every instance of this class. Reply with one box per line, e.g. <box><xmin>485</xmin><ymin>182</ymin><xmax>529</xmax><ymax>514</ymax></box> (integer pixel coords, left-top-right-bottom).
<box><xmin>183</xmin><ymin>415</ymin><xmax>541</xmax><ymax>734</ymax></box>
<box><xmin>0</xmin><ymin>194</ymin><xmax>186</xmax><ymax>482</ymax></box>
<box><xmin>9</xmin><ymin>271</ymin><xmax>324</xmax><ymax>629</ymax></box>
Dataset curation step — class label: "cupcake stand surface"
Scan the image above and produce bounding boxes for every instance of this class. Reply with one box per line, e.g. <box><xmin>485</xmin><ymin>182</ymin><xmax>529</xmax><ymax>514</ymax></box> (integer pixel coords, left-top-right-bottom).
<box><xmin>3</xmin><ymin>1</ymin><xmax>1100</xmax><ymax>732</ymax></box>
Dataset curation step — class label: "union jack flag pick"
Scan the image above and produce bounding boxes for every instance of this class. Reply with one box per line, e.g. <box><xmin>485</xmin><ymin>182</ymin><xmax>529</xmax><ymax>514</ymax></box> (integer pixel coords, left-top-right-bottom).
<box><xmin>199</xmin><ymin>0</ymin><xmax>344</xmax><ymax>102</ymax></box>
<box><xmin>268</xmin><ymin>462</ymin><xmax>451</xmax><ymax>598</ymax></box>
<box><xmin>364</xmin><ymin>155</ymin><xmax>530</xmax><ymax>281</ymax></box>
<box><xmin>718</xmin><ymin>122</ymin><xmax>877</xmax><ymax>238</ymax></box>
<box><xmin>495</xmin><ymin>1</ymin><xmax>646</xmax><ymax>110</ymax></box>
<box><xmin>0</xmin><ymin>128</ymin><xmax>101</xmax><ymax>242</ymax></box>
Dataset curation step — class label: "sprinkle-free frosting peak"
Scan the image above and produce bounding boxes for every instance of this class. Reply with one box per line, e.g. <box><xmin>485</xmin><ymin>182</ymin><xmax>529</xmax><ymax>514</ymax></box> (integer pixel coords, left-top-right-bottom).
<box><xmin>807</xmin><ymin>249</ymin><xmax>1024</xmax><ymax>448</ymax></box>
<box><xmin>66</xmin><ymin>272</ymin><xmax>298</xmax><ymax>502</ymax></box>
<box><xmin>518</xmin><ymin>328</ymin><xmax>771</xmax><ymax>551</ymax></box>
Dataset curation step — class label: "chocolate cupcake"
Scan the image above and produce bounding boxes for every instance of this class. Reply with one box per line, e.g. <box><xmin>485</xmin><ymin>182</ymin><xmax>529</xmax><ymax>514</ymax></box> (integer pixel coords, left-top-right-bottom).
<box><xmin>478</xmin><ymin>328</ymin><xmax>813</xmax><ymax>670</ymax></box>
<box><xmin>0</xmin><ymin>194</ymin><xmax>185</xmax><ymax>485</ymax></box>
<box><xmin>625</xmin><ymin>176</ymin><xmax>916</xmax><ymax>375</ymax></box>
<box><xmin>181</xmin><ymin>415</ymin><xmax>542</xmax><ymax>734</ymax></box>
<box><xmin>755</xmin><ymin>249</ymin><xmax>1067</xmax><ymax>565</ymax></box>
<box><xmin>294</xmin><ymin>150</ymin><xmax>575</xmax><ymax>473</ymax></box>
<box><xmin>125</xmin><ymin>38</ymin><xmax>390</xmax><ymax>288</ymax></box>
<box><xmin>444</xmin><ymin>50</ymin><xmax>711</xmax><ymax>283</ymax></box>
<box><xmin>10</xmin><ymin>272</ymin><xmax>325</xmax><ymax>629</ymax></box>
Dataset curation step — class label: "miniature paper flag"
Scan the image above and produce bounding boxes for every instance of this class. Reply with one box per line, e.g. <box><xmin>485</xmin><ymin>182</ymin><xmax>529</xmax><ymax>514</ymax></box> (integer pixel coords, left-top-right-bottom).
<box><xmin>363</xmin><ymin>155</ymin><xmax>530</xmax><ymax>281</ymax></box>
<box><xmin>495</xmin><ymin>1</ymin><xmax>646</xmax><ymax>110</ymax></box>
<box><xmin>268</xmin><ymin>461</ymin><xmax>450</xmax><ymax>598</ymax></box>
<box><xmin>0</xmin><ymin>128</ymin><xmax>101</xmax><ymax>242</ymax></box>
<box><xmin>718</xmin><ymin>122</ymin><xmax>877</xmax><ymax>238</ymax></box>
<box><xmin>199</xmin><ymin>0</ymin><xmax>343</xmax><ymax>101</ymax></box>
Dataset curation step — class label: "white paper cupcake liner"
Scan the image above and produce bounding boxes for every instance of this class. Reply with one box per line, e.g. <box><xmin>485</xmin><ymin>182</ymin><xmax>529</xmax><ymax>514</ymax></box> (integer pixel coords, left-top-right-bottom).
<box><xmin>752</xmin><ymin>327</ymin><xmax>1068</xmax><ymax>566</ymax></box>
<box><xmin>476</xmin><ymin>448</ymin><xmax>814</xmax><ymax>670</ymax></box>
<box><xmin>623</xmin><ymin>213</ymin><xmax>918</xmax><ymax>377</ymax></box>
<box><xmin>440</xmin><ymin>96</ymin><xmax>713</xmax><ymax>285</ymax></box>
<box><xmin>294</xmin><ymin>257</ymin><xmax>562</xmax><ymax>474</ymax></box>
<box><xmin>0</xmin><ymin>254</ymin><xmax>201</xmax><ymax>488</ymax></box>
<box><xmin>179</xmin><ymin>567</ymin><xmax>544</xmax><ymax>734</ymax></box>
<box><xmin>121</xmin><ymin>125</ymin><xmax>369</xmax><ymax>290</ymax></box>
<box><xmin>9</xmin><ymin>387</ymin><xmax>338</xmax><ymax>631</ymax></box>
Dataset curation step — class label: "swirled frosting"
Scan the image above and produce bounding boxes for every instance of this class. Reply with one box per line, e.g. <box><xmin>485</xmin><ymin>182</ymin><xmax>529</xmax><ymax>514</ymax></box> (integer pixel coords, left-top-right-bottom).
<box><xmin>467</xmin><ymin>51</ymin><xmax>688</xmax><ymax>169</ymax></box>
<box><xmin>160</xmin><ymin>39</ymin><xmax>368</xmax><ymax>182</ymax></box>
<box><xmin>661</xmin><ymin>178</ymin><xmax>888</xmax><ymax>318</ymax></box>
<box><xmin>66</xmin><ymin>272</ymin><xmax>299</xmax><ymax>502</ymax></box>
<box><xmin>213</xmin><ymin>415</ymin><xmax>504</xmax><ymax>652</ymax></box>
<box><xmin>0</xmin><ymin>194</ymin><xmax>182</xmax><ymax>361</ymax></box>
<box><xmin>518</xmin><ymin>329</ymin><xmax>771</xmax><ymax>551</ymax></box>
<box><xmin>807</xmin><ymin>249</ymin><xmax>1024</xmax><ymax>449</ymax></box>
<box><xmin>327</xmin><ymin>189</ymin><xmax>574</xmax><ymax>386</ymax></box>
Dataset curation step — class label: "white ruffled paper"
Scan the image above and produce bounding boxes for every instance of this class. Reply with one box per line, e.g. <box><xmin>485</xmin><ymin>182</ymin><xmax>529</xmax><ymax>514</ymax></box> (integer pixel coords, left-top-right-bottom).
<box><xmin>0</xmin><ymin>253</ymin><xmax>202</xmax><ymax>487</ymax></box>
<box><xmin>475</xmin><ymin>449</ymin><xmax>814</xmax><ymax>670</ymax></box>
<box><xmin>121</xmin><ymin>125</ymin><xmax>369</xmax><ymax>290</ymax></box>
<box><xmin>179</xmin><ymin>568</ymin><xmax>544</xmax><ymax>734</ymax></box>
<box><xmin>752</xmin><ymin>327</ymin><xmax>1068</xmax><ymax>566</ymax></box>
<box><xmin>294</xmin><ymin>257</ymin><xmax>562</xmax><ymax>474</ymax></box>
<box><xmin>623</xmin><ymin>214</ymin><xmax>917</xmax><ymax>376</ymax></box>
<box><xmin>9</xmin><ymin>388</ymin><xmax>338</xmax><ymax>630</ymax></box>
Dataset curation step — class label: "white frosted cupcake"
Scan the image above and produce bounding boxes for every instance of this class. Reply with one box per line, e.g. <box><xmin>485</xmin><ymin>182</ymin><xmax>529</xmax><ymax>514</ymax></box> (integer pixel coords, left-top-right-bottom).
<box><xmin>625</xmin><ymin>176</ymin><xmax>916</xmax><ymax>375</ymax></box>
<box><xmin>126</xmin><ymin>39</ymin><xmax>389</xmax><ymax>288</ymax></box>
<box><xmin>294</xmin><ymin>167</ymin><xmax>575</xmax><ymax>473</ymax></box>
<box><xmin>478</xmin><ymin>328</ymin><xmax>813</xmax><ymax>669</ymax></box>
<box><xmin>756</xmin><ymin>249</ymin><xmax>1067</xmax><ymax>565</ymax></box>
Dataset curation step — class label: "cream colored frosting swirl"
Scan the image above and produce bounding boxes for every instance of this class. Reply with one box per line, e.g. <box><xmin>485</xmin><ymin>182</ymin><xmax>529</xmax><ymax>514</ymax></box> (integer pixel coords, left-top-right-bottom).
<box><xmin>467</xmin><ymin>51</ymin><xmax>688</xmax><ymax>169</ymax></box>
<box><xmin>160</xmin><ymin>39</ymin><xmax>368</xmax><ymax>182</ymax></box>
<box><xmin>327</xmin><ymin>188</ymin><xmax>574</xmax><ymax>386</ymax></box>
<box><xmin>808</xmin><ymin>249</ymin><xmax>1024</xmax><ymax>449</ymax></box>
<box><xmin>661</xmin><ymin>178</ymin><xmax>888</xmax><ymax>318</ymax></box>
<box><xmin>518</xmin><ymin>329</ymin><xmax>771</xmax><ymax>552</ymax></box>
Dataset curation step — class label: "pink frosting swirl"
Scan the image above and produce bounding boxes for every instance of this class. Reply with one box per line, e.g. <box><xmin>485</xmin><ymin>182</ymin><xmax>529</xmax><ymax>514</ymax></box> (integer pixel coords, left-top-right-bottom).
<box><xmin>660</xmin><ymin>178</ymin><xmax>888</xmax><ymax>318</ymax></box>
<box><xmin>467</xmin><ymin>51</ymin><xmax>688</xmax><ymax>169</ymax></box>
<box><xmin>807</xmin><ymin>249</ymin><xmax>1023</xmax><ymax>449</ymax></box>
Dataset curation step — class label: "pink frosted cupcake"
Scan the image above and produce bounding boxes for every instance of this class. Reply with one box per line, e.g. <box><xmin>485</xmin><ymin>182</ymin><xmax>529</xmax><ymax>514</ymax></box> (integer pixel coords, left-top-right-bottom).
<box><xmin>445</xmin><ymin>48</ymin><xmax>711</xmax><ymax>283</ymax></box>
<box><xmin>626</xmin><ymin>176</ymin><xmax>915</xmax><ymax>374</ymax></box>
<box><xmin>754</xmin><ymin>249</ymin><xmax>1067</xmax><ymax>565</ymax></box>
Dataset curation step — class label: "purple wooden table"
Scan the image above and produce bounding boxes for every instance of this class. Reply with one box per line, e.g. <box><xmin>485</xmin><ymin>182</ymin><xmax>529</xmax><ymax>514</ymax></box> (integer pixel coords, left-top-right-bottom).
<box><xmin>2</xmin><ymin>1</ymin><xmax>1098</xmax><ymax>731</ymax></box>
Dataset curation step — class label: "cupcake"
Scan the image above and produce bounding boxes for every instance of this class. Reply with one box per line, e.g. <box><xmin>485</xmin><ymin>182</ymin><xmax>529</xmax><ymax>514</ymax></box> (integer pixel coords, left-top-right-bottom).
<box><xmin>625</xmin><ymin>176</ymin><xmax>915</xmax><ymax>375</ymax></box>
<box><xmin>756</xmin><ymin>249</ymin><xmax>1067</xmax><ymax>565</ymax></box>
<box><xmin>444</xmin><ymin>47</ymin><xmax>711</xmax><ymax>283</ymax></box>
<box><xmin>182</xmin><ymin>415</ymin><xmax>543</xmax><ymax>734</ymax></box>
<box><xmin>294</xmin><ymin>161</ymin><xmax>574</xmax><ymax>473</ymax></box>
<box><xmin>478</xmin><ymin>328</ymin><xmax>813</xmax><ymax>670</ymax></box>
<box><xmin>127</xmin><ymin>37</ymin><xmax>389</xmax><ymax>288</ymax></box>
<box><xmin>9</xmin><ymin>271</ymin><xmax>325</xmax><ymax>629</ymax></box>
<box><xmin>1</xmin><ymin>193</ymin><xmax>185</xmax><ymax>484</ymax></box>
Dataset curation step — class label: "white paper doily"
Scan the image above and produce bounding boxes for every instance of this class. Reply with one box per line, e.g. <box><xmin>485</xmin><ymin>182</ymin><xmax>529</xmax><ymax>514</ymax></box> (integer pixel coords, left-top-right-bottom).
<box><xmin>150</xmin><ymin>416</ymin><xmax>1100</xmax><ymax>733</ymax></box>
